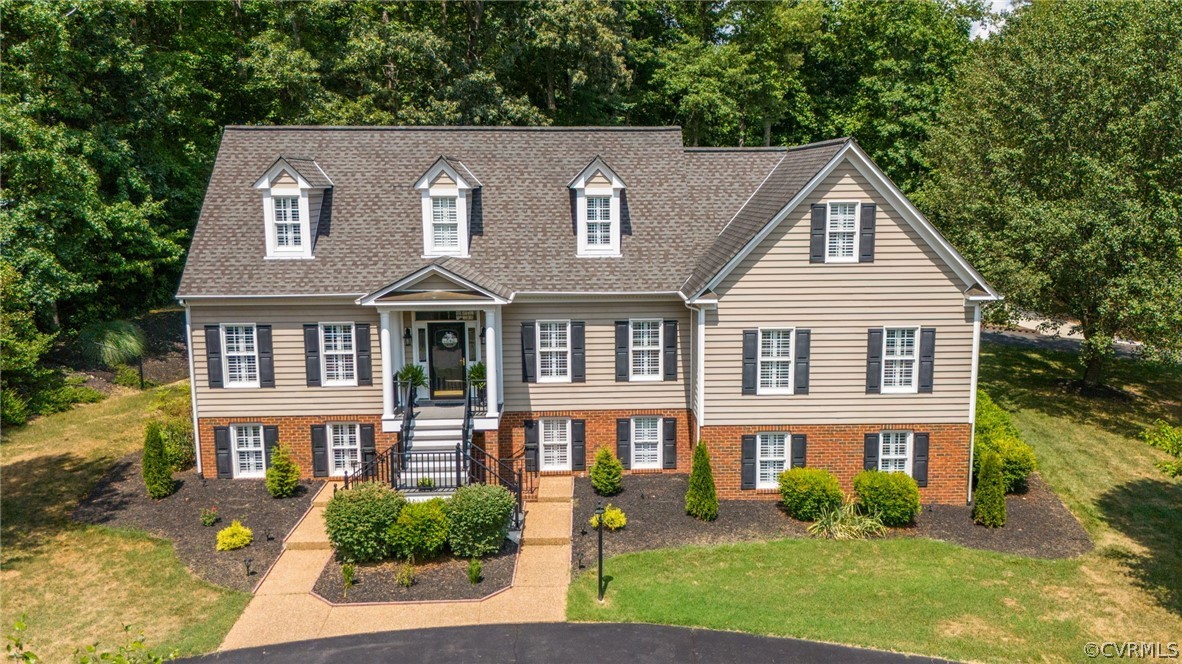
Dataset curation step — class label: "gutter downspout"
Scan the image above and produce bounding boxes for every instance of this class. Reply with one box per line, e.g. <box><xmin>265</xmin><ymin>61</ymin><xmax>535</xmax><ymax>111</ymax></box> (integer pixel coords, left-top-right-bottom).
<box><xmin>684</xmin><ymin>302</ymin><xmax>708</xmax><ymax>439</ymax></box>
<box><xmin>183</xmin><ymin>302</ymin><xmax>202</xmax><ymax>476</ymax></box>
<box><xmin>967</xmin><ymin>303</ymin><xmax>982</xmax><ymax>505</ymax></box>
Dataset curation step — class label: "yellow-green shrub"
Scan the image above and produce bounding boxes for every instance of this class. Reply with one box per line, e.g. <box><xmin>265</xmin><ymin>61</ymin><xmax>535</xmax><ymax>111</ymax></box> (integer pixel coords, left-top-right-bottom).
<box><xmin>589</xmin><ymin>504</ymin><xmax>627</xmax><ymax>531</ymax></box>
<box><xmin>216</xmin><ymin>520</ymin><xmax>253</xmax><ymax>551</ymax></box>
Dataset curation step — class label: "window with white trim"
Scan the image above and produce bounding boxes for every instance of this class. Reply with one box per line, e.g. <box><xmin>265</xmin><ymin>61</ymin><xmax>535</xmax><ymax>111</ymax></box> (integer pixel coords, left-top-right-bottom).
<box><xmin>629</xmin><ymin>319</ymin><xmax>662</xmax><ymax>380</ymax></box>
<box><xmin>540</xmin><ymin>418</ymin><xmax>571</xmax><ymax>471</ymax></box>
<box><xmin>826</xmin><ymin>202</ymin><xmax>858</xmax><ymax>262</ymax></box>
<box><xmin>321</xmin><ymin>323</ymin><xmax>357</xmax><ymax>386</ymax></box>
<box><xmin>223</xmin><ymin>324</ymin><xmax>259</xmax><ymax>388</ymax></box>
<box><xmin>329</xmin><ymin>423</ymin><xmax>361</xmax><ymax>475</ymax></box>
<box><xmin>231</xmin><ymin>424</ymin><xmax>265</xmax><ymax>478</ymax></box>
<box><xmin>431</xmin><ymin>196</ymin><xmax>459</xmax><ymax>251</ymax></box>
<box><xmin>586</xmin><ymin>196</ymin><xmax>612</xmax><ymax>247</ymax></box>
<box><xmin>879</xmin><ymin>431</ymin><xmax>912</xmax><ymax>474</ymax></box>
<box><xmin>273</xmin><ymin>196</ymin><xmax>302</xmax><ymax>249</ymax></box>
<box><xmin>632</xmin><ymin>417</ymin><xmax>661</xmax><ymax>469</ymax></box>
<box><xmin>758</xmin><ymin>329</ymin><xmax>793</xmax><ymax>394</ymax></box>
<box><xmin>882</xmin><ymin>327</ymin><xmax>918</xmax><ymax>393</ymax></box>
<box><xmin>537</xmin><ymin>321</ymin><xmax>570</xmax><ymax>382</ymax></box>
<box><xmin>757</xmin><ymin>433</ymin><xmax>789</xmax><ymax>489</ymax></box>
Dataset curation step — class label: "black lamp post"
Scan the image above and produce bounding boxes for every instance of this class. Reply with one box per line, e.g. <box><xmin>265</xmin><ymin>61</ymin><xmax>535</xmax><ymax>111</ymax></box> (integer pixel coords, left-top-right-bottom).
<box><xmin>595</xmin><ymin>501</ymin><xmax>605</xmax><ymax>602</ymax></box>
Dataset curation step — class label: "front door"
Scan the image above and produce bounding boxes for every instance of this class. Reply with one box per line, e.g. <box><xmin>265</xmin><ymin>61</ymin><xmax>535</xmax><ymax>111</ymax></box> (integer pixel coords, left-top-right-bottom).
<box><xmin>427</xmin><ymin>322</ymin><xmax>466</xmax><ymax>400</ymax></box>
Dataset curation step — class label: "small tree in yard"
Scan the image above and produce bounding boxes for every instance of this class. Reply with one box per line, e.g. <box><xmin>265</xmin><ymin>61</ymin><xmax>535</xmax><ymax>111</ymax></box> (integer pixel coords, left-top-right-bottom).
<box><xmin>685</xmin><ymin>442</ymin><xmax>718</xmax><ymax>521</ymax></box>
<box><xmin>973</xmin><ymin>450</ymin><xmax>1007</xmax><ymax>527</ymax></box>
<box><xmin>266</xmin><ymin>444</ymin><xmax>301</xmax><ymax>498</ymax></box>
<box><xmin>142</xmin><ymin>421</ymin><xmax>175</xmax><ymax>499</ymax></box>
<box><xmin>589</xmin><ymin>446</ymin><xmax>623</xmax><ymax>496</ymax></box>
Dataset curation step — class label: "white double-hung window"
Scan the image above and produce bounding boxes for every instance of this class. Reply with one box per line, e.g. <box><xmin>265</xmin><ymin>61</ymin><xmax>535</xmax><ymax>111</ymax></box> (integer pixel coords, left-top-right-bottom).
<box><xmin>273</xmin><ymin>196</ymin><xmax>302</xmax><ymax>249</ymax></box>
<box><xmin>758</xmin><ymin>329</ymin><xmax>793</xmax><ymax>394</ymax></box>
<box><xmin>540</xmin><ymin>418</ymin><xmax>571</xmax><ymax>471</ymax></box>
<box><xmin>826</xmin><ymin>201</ymin><xmax>859</xmax><ymax>262</ymax></box>
<box><xmin>571</xmin><ymin>159</ymin><xmax>623</xmax><ymax>257</ymax></box>
<box><xmin>329</xmin><ymin>423</ymin><xmax>361</xmax><ymax>475</ymax></box>
<box><xmin>879</xmin><ymin>431</ymin><xmax>913</xmax><ymax>474</ymax></box>
<box><xmin>630</xmin><ymin>319</ymin><xmax>662</xmax><ymax>380</ymax></box>
<box><xmin>231</xmin><ymin>424</ymin><xmax>265</xmax><ymax>478</ymax></box>
<box><xmin>431</xmin><ymin>196</ymin><xmax>459</xmax><ymax>252</ymax></box>
<box><xmin>586</xmin><ymin>196</ymin><xmax>612</xmax><ymax>248</ymax></box>
<box><xmin>537</xmin><ymin>320</ymin><xmax>570</xmax><ymax>382</ymax></box>
<box><xmin>757</xmin><ymin>432</ymin><xmax>789</xmax><ymax>489</ymax></box>
<box><xmin>321</xmin><ymin>323</ymin><xmax>357</xmax><ymax>386</ymax></box>
<box><xmin>223</xmin><ymin>324</ymin><xmax>259</xmax><ymax>388</ymax></box>
<box><xmin>882</xmin><ymin>327</ymin><xmax>918</xmax><ymax>393</ymax></box>
<box><xmin>631</xmin><ymin>417</ymin><xmax>662</xmax><ymax>469</ymax></box>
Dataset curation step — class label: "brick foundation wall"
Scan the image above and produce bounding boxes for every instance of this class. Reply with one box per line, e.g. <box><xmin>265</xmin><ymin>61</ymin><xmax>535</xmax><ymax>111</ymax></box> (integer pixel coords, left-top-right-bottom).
<box><xmin>498</xmin><ymin>409</ymin><xmax>695</xmax><ymax>473</ymax></box>
<box><xmin>197</xmin><ymin>415</ymin><xmax>398</xmax><ymax>480</ymax></box>
<box><xmin>698</xmin><ymin>423</ymin><xmax>971</xmax><ymax>503</ymax></box>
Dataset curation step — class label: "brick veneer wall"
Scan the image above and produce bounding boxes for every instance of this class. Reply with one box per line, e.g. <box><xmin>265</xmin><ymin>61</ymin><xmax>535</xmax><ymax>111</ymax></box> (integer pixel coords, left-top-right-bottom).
<box><xmin>497</xmin><ymin>409</ymin><xmax>695</xmax><ymax>474</ymax></box>
<box><xmin>197</xmin><ymin>415</ymin><xmax>398</xmax><ymax>480</ymax></box>
<box><xmin>698</xmin><ymin>423</ymin><xmax>971</xmax><ymax>503</ymax></box>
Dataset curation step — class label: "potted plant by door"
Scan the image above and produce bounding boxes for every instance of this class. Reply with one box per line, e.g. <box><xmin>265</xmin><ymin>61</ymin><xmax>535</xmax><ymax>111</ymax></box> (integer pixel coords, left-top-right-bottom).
<box><xmin>397</xmin><ymin>364</ymin><xmax>428</xmax><ymax>404</ymax></box>
<box><xmin>467</xmin><ymin>362</ymin><xmax>487</xmax><ymax>408</ymax></box>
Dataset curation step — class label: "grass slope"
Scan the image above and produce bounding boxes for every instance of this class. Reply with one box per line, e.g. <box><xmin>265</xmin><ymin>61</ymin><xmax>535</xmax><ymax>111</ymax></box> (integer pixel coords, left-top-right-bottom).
<box><xmin>0</xmin><ymin>385</ymin><xmax>249</xmax><ymax>661</ymax></box>
<box><xmin>568</xmin><ymin>342</ymin><xmax>1182</xmax><ymax>662</ymax></box>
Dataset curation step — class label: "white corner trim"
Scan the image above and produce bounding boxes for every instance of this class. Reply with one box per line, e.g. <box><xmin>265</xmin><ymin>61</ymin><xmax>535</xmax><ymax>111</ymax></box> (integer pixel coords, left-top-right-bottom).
<box><xmin>184</xmin><ymin>305</ymin><xmax>202</xmax><ymax>476</ymax></box>
<box><xmin>967</xmin><ymin>303</ymin><xmax>982</xmax><ymax>505</ymax></box>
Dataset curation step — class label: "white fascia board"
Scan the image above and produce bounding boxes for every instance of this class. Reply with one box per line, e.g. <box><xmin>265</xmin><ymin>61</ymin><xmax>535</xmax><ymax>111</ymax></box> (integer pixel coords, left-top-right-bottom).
<box><xmin>567</xmin><ymin>156</ymin><xmax>626</xmax><ymax>189</ymax></box>
<box><xmin>252</xmin><ymin>158</ymin><xmax>314</xmax><ymax>190</ymax></box>
<box><xmin>357</xmin><ymin>264</ymin><xmax>508</xmax><ymax>305</ymax></box>
<box><xmin>512</xmin><ymin>291</ymin><xmax>683</xmax><ymax>301</ymax></box>
<box><xmin>414</xmin><ymin>157</ymin><xmax>472</xmax><ymax>191</ymax></box>
<box><xmin>176</xmin><ymin>293</ymin><xmax>365</xmax><ymax>302</ymax></box>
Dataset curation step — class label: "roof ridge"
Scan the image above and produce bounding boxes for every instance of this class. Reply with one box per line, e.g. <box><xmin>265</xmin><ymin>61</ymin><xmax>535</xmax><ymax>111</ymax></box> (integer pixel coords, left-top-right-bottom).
<box><xmin>225</xmin><ymin>125</ymin><xmax>683</xmax><ymax>133</ymax></box>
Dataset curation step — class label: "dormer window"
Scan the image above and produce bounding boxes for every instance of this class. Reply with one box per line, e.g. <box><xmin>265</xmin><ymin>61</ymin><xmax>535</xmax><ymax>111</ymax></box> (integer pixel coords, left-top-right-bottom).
<box><xmin>569</xmin><ymin>157</ymin><xmax>625</xmax><ymax>257</ymax></box>
<box><xmin>253</xmin><ymin>156</ymin><xmax>332</xmax><ymax>260</ymax></box>
<box><xmin>431</xmin><ymin>196</ymin><xmax>459</xmax><ymax>252</ymax></box>
<box><xmin>274</xmin><ymin>196</ymin><xmax>302</xmax><ymax>249</ymax></box>
<box><xmin>415</xmin><ymin>157</ymin><xmax>478</xmax><ymax>258</ymax></box>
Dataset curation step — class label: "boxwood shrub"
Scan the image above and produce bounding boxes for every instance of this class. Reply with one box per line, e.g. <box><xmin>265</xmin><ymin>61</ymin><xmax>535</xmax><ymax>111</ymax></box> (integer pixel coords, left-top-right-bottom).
<box><xmin>973</xmin><ymin>389</ymin><xmax>1037</xmax><ymax>493</ymax></box>
<box><xmin>973</xmin><ymin>449</ymin><xmax>1007</xmax><ymax>527</ymax></box>
<box><xmin>324</xmin><ymin>482</ymin><xmax>407</xmax><ymax>562</ymax></box>
<box><xmin>446</xmin><ymin>483</ymin><xmax>516</xmax><ymax>557</ymax></box>
<box><xmin>852</xmin><ymin>470</ymin><xmax>921</xmax><ymax>526</ymax></box>
<box><xmin>778</xmin><ymin>468</ymin><xmax>844</xmax><ymax>521</ymax></box>
<box><xmin>387</xmin><ymin>497</ymin><xmax>450</xmax><ymax>560</ymax></box>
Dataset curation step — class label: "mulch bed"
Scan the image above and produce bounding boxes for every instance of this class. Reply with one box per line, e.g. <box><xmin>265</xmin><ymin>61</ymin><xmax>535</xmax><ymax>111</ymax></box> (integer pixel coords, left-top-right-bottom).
<box><xmin>911</xmin><ymin>474</ymin><xmax>1093</xmax><ymax>559</ymax></box>
<box><xmin>313</xmin><ymin>541</ymin><xmax>518</xmax><ymax>603</ymax></box>
<box><xmin>73</xmin><ymin>453</ymin><xmax>322</xmax><ymax>592</ymax></box>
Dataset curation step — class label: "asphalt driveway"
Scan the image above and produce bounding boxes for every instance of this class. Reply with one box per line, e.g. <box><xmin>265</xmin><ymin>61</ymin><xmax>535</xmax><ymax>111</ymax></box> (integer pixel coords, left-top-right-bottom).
<box><xmin>191</xmin><ymin>623</ymin><xmax>948</xmax><ymax>663</ymax></box>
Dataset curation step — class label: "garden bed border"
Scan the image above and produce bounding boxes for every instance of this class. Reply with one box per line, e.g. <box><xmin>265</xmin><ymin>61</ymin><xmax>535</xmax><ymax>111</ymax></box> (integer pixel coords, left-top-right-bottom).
<box><xmin>308</xmin><ymin>550</ymin><xmax>520</xmax><ymax>606</ymax></box>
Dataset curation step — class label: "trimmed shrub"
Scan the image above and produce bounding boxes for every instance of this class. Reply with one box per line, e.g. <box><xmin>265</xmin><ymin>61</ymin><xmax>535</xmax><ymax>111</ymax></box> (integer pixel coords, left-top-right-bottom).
<box><xmin>387</xmin><ymin>498</ymin><xmax>450</xmax><ymax>560</ymax></box>
<box><xmin>973</xmin><ymin>450</ymin><xmax>1007</xmax><ymax>527</ymax></box>
<box><xmin>265</xmin><ymin>445</ymin><xmax>301</xmax><ymax>498</ymax></box>
<box><xmin>975</xmin><ymin>389</ymin><xmax>1020</xmax><ymax>441</ymax></box>
<box><xmin>685</xmin><ymin>442</ymin><xmax>719</xmax><ymax>521</ymax></box>
<box><xmin>446</xmin><ymin>483</ymin><xmax>516</xmax><ymax>557</ymax></box>
<box><xmin>324</xmin><ymin>483</ymin><xmax>407</xmax><ymax>562</ymax></box>
<box><xmin>778</xmin><ymin>468</ymin><xmax>844</xmax><ymax>521</ymax></box>
<box><xmin>216</xmin><ymin>520</ymin><xmax>253</xmax><ymax>551</ymax></box>
<box><xmin>973</xmin><ymin>433</ymin><xmax>1037</xmax><ymax>493</ymax></box>
<box><xmin>142</xmin><ymin>421</ymin><xmax>176</xmax><ymax>499</ymax></box>
<box><xmin>807</xmin><ymin>501</ymin><xmax>886</xmax><ymax>540</ymax></box>
<box><xmin>853</xmin><ymin>470</ymin><xmax>921</xmax><ymax>527</ymax></box>
<box><xmin>467</xmin><ymin>558</ymin><xmax>483</xmax><ymax>585</ymax></box>
<box><xmin>589</xmin><ymin>446</ymin><xmax>623</xmax><ymax>496</ymax></box>
<box><xmin>153</xmin><ymin>383</ymin><xmax>195</xmax><ymax>471</ymax></box>
<box><xmin>589</xmin><ymin>504</ymin><xmax>627</xmax><ymax>531</ymax></box>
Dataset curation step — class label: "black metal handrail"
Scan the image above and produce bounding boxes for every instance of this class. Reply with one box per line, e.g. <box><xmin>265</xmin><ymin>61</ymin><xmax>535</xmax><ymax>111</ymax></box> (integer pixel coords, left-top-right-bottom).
<box><xmin>469</xmin><ymin>444</ymin><xmax>524</xmax><ymax>526</ymax></box>
<box><xmin>343</xmin><ymin>380</ymin><xmax>418</xmax><ymax>490</ymax></box>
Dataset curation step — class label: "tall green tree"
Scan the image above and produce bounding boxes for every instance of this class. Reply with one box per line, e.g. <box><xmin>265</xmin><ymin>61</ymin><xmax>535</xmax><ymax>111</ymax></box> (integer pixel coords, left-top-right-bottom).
<box><xmin>917</xmin><ymin>0</ymin><xmax>1182</xmax><ymax>384</ymax></box>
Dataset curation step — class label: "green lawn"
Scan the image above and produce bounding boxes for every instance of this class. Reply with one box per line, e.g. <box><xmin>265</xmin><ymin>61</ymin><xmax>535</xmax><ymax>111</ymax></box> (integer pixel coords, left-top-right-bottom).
<box><xmin>0</xmin><ymin>385</ymin><xmax>249</xmax><ymax>661</ymax></box>
<box><xmin>568</xmin><ymin>341</ymin><xmax>1182</xmax><ymax>662</ymax></box>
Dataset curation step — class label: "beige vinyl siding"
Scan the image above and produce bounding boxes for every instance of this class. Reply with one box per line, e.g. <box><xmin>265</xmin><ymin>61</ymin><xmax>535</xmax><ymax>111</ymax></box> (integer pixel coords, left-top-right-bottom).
<box><xmin>705</xmin><ymin>159</ymin><xmax>974</xmax><ymax>425</ymax></box>
<box><xmin>587</xmin><ymin>172</ymin><xmax>612</xmax><ymax>188</ymax></box>
<box><xmin>191</xmin><ymin>304</ymin><xmax>383</xmax><ymax>417</ymax></box>
<box><xmin>502</xmin><ymin>300</ymin><xmax>691</xmax><ymax>411</ymax></box>
<box><xmin>272</xmin><ymin>170</ymin><xmax>298</xmax><ymax>187</ymax></box>
<box><xmin>432</xmin><ymin>171</ymin><xmax>456</xmax><ymax>187</ymax></box>
<box><xmin>308</xmin><ymin>191</ymin><xmax>323</xmax><ymax>233</ymax></box>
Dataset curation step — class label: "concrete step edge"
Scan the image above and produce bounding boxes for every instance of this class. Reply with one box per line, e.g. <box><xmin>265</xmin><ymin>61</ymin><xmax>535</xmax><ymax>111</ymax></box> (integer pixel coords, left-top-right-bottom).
<box><xmin>284</xmin><ymin>540</ymin><xmax>333</xmax><ymax>551</ymax></box>
<box><xmin>521</xmin><ymin>536</ymin><xmax>571</xmax><ymax>546</ymax></box>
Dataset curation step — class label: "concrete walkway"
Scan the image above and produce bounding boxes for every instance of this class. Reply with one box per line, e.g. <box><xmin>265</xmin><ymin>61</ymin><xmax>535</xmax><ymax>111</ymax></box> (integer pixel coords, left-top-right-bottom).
<box><xmin>219</xmin><ymin>477</ymin><xmax>573</xmax><ymax>651</ymax></box>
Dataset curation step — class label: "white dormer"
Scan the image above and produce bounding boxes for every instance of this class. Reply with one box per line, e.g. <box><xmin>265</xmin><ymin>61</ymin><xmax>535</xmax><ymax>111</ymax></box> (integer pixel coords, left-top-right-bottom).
<box><xmin>253</xmin><ymin>157</ymin><xmax>332</xmax><ymax>260</ymax></box>
<box><xmin>415</xmin><ymin>158</ymin><xmax>477</xmax><ymax>258</ymax></box>
<box><xmin>569</xmin><ymin>157</ymin><xmax>625</xmax><ymax>257</ymax></box>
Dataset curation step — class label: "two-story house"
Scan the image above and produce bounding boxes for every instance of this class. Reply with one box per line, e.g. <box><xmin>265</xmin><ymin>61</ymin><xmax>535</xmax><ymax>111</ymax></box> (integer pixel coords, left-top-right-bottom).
<box><xmin>178</xmin><ymin>126</ymin><xmax>999</xmax><ymax>505</ymax></box>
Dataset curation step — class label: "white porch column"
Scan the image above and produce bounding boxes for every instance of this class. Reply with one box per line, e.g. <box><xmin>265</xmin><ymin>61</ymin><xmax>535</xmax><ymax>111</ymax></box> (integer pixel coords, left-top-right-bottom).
<box><xmin>484</xmin><ymin>308</ymin><xmax>500</xmax><ymax>416</ymax></box>
<box><xmin>380</xmin><ymin>310</ymin><xmax>395</xmax><ymax>419</ymax></box>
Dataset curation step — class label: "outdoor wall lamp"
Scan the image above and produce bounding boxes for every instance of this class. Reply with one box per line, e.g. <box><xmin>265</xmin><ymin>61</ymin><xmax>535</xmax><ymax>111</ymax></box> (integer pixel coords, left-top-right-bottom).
<box><xmin>403</xmin><ymin>328</ymin><xmax>412</xmax><ymax>347</ymax></box>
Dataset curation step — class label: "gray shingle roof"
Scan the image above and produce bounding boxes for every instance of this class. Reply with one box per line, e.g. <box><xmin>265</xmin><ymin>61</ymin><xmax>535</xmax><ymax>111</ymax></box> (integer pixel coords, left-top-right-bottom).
<box><xmin>178</xmin><ymin>127</ymin><xmax>840</xmax><ymax>299</ymax></box>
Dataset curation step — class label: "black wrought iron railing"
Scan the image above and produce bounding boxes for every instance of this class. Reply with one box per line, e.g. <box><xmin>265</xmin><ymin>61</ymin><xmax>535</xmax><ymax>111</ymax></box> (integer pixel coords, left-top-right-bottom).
<box><xmin>344</xmin><ymin>380</ymin><xmax>417</xmax><ymax>490</ymax></box>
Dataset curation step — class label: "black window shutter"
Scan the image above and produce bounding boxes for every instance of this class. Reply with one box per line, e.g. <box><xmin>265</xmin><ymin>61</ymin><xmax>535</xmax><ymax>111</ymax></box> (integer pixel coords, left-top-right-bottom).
<box><xmin>263</xmin><ymin>425</ymin><xmax>279</xmax><ymax>468</ymax></box>
<box><xmin>791</xmin><ymin>433</ymin><xmax>807</xmax><ymax>468</ymax></box>
<box><xmin>863</xmin><ymin>433</ymin><xmax>880</xmax><ymax>470</ymax></box>
<box><xmin>662</xmin><ymin>418</ymin><xmax>677</xmax><ymax>469</ymax></box>
<box><xmin>741</xmin><ymin>329</ymin><xmax>758</xmax><ymax>395</ymax></box>
<box><xmin>521</xmin><ymin>322</ymin><xmax>537</xmax><ymax>383</ymax></box>
<box><xmin>311</xmin><ymin>425</ymin><xmax>328</xmax><ymax>477</ymax></box>
<box><xmin>913</xmin><ymin>432</ymin><xmax>930</xmax><ymax>487</ymax></box>
<box><xmin>205</xmin><ymin>325</ymin><xmax>224</xmax><ymax>389</ymax></box>
<box><xmin>257</xmin><ymin>325</ymin><xmax>275</xmax><ymax>388</ymax></box>
<box><xmin>866</xmin><ymin>328</ymin><xmax>883</xmax><ymax>394</ymax></box>
<box><xmin>571</xmin><ymin>419</ymin><xmax>586</xmax><ymax>471</ymax></box>
<box><xmin>303</xmin><ymin>324</ymin><xmax>321</xmax><ymax>387</ymax></box>
<box><xmin>523</xmin><ymin>419</ymin><xmax>538</xmax><ymax>472</ymax></box>
<box><xmin>918</xmin><ymin>327</ymin><xmax>936</xmax><ymax>393</ymax></box>
<box><xmin>571</xmin><ymin>322</ymin><xmax>586</xmax><ymax>383</ymax></box>
<box><xmin>360</xmin><ymin>423</ymin><xmax>376</xmax><ymax>467</ymax></box>
<box><xmin>794</xmin><ymin>329</ymin><xmax>810</xmax><ymax>395</ymax></box>
<box><xmin>616</xmin><ymin>418</ymin><xmax>631</xmax><ymax>470</ymax></box>
<box><xmin>356</xmin><ymin>323</ymin><xmax>373</xmax><ymax>386</ymax></box>
<box><xmin>214</xmin><ymin>426</ymin><xmax>232</xmax><ymax>478</ymax></box>
<box><xmin>740</xmin><ymin>434</ymin><xmax>757</xmax><ymax>490</ymax></box>
<box><xmin>859</xmin><ymin>203</ymin><xmax>877</xmax><ymax>263</ymax></box>
<box><xmin>809</xmin><ymin>204</ymin><xmax>826</xmax><ymax>263</ymax></box>
<box><xmin>614</xmin><ymin>321</ymin><xmax>629</xmax><ymax>382</ymax></box>
<box><xmin>663</xmin><ymin>320</ymin><xmax>678</xmax><ymax>382</ymax></box>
